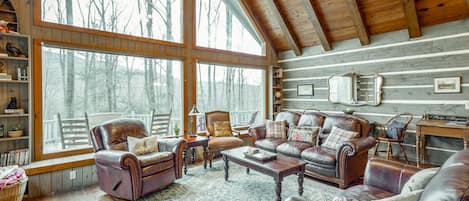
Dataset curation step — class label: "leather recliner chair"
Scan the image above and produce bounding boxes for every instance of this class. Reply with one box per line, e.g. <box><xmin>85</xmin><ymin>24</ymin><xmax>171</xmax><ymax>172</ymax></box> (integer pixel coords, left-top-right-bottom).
<box><xmin>90</xmin><ymin>119</ymin><xmax>187</xmax><ymax>201</ymax></box>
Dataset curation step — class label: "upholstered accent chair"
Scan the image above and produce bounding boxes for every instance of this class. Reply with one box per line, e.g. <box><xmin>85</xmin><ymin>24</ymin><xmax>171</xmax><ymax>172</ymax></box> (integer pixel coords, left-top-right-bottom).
<box><xmin>90</xmin><ymin>119</ymin><xmax>186</xmax><ymax>201</ymax></box>
<box><xmin>204</xmin><ymin>111</ymin><xmax>244</xmax><ymax>168</ymax></box>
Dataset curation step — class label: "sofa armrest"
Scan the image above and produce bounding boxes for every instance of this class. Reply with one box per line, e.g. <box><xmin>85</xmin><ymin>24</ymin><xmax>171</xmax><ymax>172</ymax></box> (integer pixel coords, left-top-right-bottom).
<box><xmin>158</xmin><ymin>138</ymin><xmax>187</xmax><ymax>179</ymax></box>
<box><xmin>95</xmin><ymin>150</ymin><xmax>140</xmax><ymax>170</ymax></box>
<box><xmin>363</xmin><ymin>158</ymin><xmax>421</xmax><ymax>194</ymax></box>
<box><xmin>339</xmin><ymin>137</ymin><xmax>377</xmax><ymax>157</ymax></box>
<box><xmin>248</xmin><ymin>124</ymin><xmax>266</xmax><ymax>140</ymax></box>
<box><xmin>335</xmin><ymin>137</ymin><xmax>377</xmax><ymax>187</ymax></box>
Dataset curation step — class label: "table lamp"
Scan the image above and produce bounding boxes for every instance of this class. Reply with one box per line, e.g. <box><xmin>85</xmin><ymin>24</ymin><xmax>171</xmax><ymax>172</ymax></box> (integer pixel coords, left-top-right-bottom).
<box><xmin>188</xmin><ymin>104</ymin><xmax>201</xmax><ymax>137</ymax></box>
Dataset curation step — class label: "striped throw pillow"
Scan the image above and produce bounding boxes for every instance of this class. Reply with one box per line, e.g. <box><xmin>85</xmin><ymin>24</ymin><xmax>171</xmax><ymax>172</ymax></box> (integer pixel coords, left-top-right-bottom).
<box><xmin>266</xmin><ymin>120</ymin><xmax>287</xmax><ymax>139</ymax></box>
<box><xmin>322</xmin><ymin>126</ymin><xmax>358</xmax><ymax>150</ymax></box>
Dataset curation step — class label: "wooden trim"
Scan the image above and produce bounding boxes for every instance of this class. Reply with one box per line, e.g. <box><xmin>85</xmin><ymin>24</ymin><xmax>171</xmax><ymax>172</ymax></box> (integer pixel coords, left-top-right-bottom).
<box><xmin>33</xmin><ymin>0</ymin><xmax>185</xmax><ymax>48</ymax></box>
<box><xmin>300</xmin><ymin>0</ymin><xmax>332</xmax><ymax>51</ymax></box>
<box><xmin>346</xmin><ymin>0</ymin><xmax>370</xmax><ymax>46</ymax></box>
<box><xmin>267</xmin><ymin>0</ymin><xmax>302</xmax><ymax>56</ymax></box>
<box><xmin>39</xmin><ymin>38</ymin><xmax>186</xmax><ymax>61</ymax></box>
<box><xmin>194</xmin><ymin>46</ymin><xmax>267</xmax><ymax>60</ymax></box>
<box><xmin>402</xmin><ymin>0</ymin><xmax>422</xmax><ymax>38</ymax></box>
<box><xmin>25</xmin><ymin>155</ymin><xmax>95</xmax><ymax>175</ymax></box>
<box><xmin>194</xmin><ymin>48</ymin><xmax>269</xmax><ymax>68</ymax></box>
<box><xmin>466</xmin><ymin>0</ymin><xmax>469</xmax><ymax>8</ymax></box>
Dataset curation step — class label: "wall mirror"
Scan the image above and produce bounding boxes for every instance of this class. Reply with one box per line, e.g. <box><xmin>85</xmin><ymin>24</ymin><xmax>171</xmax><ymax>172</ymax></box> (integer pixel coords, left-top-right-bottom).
<box><xmin>328</xmin><ymin>72</ymin><xmax>383</xmax><ymax>106</ymax></box>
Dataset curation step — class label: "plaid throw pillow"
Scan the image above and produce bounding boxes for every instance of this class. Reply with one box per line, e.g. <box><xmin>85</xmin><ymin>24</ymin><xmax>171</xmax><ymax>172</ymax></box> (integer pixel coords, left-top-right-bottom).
<box><xmin>213</xmin><ymin>121</ymin><xmax>233</xmax><ymax>137</ymax></box>
<box><xmin>287</xmin><ymin>126</ymin><xmax>320</xmax><ymax>144</ymax></box>
<box><xmin>266</xmin><ymin>120</ymin><xmax>287</xmax><ymax>139</ymax></box>
<box><xmin>322</xmin><ymin>126</ymin><xmax>358</xmax><ymax>150</ymax></box>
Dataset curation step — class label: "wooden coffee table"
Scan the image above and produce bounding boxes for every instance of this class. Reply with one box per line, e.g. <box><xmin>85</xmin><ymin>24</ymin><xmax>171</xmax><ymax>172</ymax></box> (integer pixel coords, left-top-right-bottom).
<box><xmin>221</xmin><ymin>146</ymin><xmax>306</xmax><ymax>201</ymax></box>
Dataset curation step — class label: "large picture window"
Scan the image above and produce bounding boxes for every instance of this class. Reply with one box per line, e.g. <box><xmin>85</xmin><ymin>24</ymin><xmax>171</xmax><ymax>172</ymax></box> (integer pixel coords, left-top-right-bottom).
<box><xmin>196</xmin><ymin>0</ymin><xmax>264</xmax><ymax>55</ymax></box>
<box><xmin>196</xmin><ymin>63</ymin><xmax>265</xmax><ymax>130</ymax></box>
<box><xmin>40</xmin><ymin>0</ymin><xmax>182</xmax><ymax>43</ymax></box>
<box><xmin>41</xmin><ymin>45</ymin><xmax>183</xmax><ymax>154</ymax></box>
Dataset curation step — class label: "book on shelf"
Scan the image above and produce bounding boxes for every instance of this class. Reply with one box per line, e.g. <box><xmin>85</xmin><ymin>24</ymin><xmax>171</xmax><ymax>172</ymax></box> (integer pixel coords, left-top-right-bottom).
<box><xmin>4</xmin><ymin>108</ymin><xmax>24</xmax><ymax>114</ymax></box>
<box><xmin>0</xmin><ymin>149</ymin><xmax>29</xmax><ymax>167</ymax></box>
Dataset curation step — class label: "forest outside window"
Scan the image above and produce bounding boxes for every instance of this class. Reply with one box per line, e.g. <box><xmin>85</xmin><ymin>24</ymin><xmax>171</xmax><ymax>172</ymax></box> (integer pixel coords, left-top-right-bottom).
<box><xmin>41</xmin><ymin>44</ymin><xmax>183</xmax><ymax>154</ymax></box>
<box><xmin>40</xmin><ymin>0</ymin><xmax>182</xmax><ymax>43</ymax></box>
<box><xmin>196</xmin><ymin>0</ymin><xmax>264</xmax><ymax>55</ymax></box>
<box><xmin>196</xmin><ymin>62</ymin><xmax>265</xmax><ymax>131</ymax></box>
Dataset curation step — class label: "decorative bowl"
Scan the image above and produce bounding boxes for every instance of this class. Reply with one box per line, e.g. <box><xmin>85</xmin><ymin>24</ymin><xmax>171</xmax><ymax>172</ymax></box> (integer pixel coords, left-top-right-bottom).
<box><xmin>8</xmin><ymin>130</ymin><xmax>23</xmax><ymax>137</ymax></box>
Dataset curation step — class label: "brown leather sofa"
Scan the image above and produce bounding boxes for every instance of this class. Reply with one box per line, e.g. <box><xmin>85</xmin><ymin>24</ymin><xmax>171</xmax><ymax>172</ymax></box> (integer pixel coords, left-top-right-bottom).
<box><xmin>250</xmin><ymin>111</ymin><xmax>376</xmax><ymax>188</ymax></box>
<box><xmin>341</xmin><ymin>149</ymin><xmax>469</xmax><ymax>200</ymax></box>
<box><xmin>90</xmin><ymin>119</ymin><xmax>187</xmax><ymax>201</ymax></box>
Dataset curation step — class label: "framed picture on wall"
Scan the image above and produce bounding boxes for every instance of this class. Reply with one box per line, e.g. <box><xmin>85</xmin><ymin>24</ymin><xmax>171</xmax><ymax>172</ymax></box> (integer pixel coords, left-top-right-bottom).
<box><xmin>433</xmin><ymin>77</ymin><xmax>461</xmax><ymax>93</ymax></box>
<box><xmin>297</xmin><ymin>84</ymin><xmax>314</xmax><ymax>96</ymax></box>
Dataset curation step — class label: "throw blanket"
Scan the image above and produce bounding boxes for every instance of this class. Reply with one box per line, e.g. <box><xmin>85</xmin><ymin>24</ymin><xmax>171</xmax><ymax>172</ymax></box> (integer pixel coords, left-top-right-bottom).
<box><xmin>0</xmin><ymin>165</ymin><xmax>26</xmax><ymax>189</ymax></box>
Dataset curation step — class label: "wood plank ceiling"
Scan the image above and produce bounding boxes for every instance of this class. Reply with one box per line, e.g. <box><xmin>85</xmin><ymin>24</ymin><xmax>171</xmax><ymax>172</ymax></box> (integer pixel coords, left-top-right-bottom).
<box><xmin>245</xmin><ymin>0</ymin><xmax>469</xmax><ymax>54</ymax></box>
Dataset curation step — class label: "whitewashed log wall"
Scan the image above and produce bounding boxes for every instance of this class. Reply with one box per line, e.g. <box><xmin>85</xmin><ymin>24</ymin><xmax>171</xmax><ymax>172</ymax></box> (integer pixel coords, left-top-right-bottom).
<box><xmin>278</xmin><ymin>20</ymin><xmax>469</xmax><ymax>165</ymax></box>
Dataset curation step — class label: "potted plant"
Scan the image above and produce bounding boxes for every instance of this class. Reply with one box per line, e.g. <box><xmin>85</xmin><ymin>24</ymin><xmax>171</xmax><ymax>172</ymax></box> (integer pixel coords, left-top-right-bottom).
<box><xmin>8</xmin><ymin>124</ymin><xmax>23</xmax><ymax>137</ymax></box>
<box><xmin>174</xmin><ymin>123</ymin><xmax>180</xmax><ymax>136</ymax></box>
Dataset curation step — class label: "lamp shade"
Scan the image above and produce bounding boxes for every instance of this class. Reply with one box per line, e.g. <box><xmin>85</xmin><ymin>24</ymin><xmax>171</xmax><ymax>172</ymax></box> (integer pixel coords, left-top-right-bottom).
<box><xmin>188</xmin><ymin>104</ymin><xmax>200</xmax><ymax>116</ymax></box>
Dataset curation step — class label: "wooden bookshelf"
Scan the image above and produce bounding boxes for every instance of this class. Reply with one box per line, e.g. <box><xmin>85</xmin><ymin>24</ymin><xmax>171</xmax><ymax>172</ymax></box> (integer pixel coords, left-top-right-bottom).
<box><xmin>272</xmin><ymin>65</ymin><xmax>283</xmax><ymax>119</ymax></box>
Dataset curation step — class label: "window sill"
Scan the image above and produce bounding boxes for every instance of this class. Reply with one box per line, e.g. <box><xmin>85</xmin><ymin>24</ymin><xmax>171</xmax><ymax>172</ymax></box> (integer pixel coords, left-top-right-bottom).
<box><xmin>24</xmin><ymin>153</ymin><xmax>95</xmax><ymax>176</ymax></box>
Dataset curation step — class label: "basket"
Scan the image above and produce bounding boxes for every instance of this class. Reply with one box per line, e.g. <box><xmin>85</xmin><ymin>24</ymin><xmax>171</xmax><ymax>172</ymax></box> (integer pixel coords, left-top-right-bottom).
<box><xmin>0</xmin><ymin>177</ymin><xmax>28</xmax><ymax>201</ymax></box>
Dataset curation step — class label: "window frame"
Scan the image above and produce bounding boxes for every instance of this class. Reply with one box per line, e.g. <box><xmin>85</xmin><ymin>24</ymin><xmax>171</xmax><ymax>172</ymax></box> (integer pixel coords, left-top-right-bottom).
<box><xmin>33</xmin><ymin>0</ymin><xmax>185</xmax><ymax>48</ymax></box>
<box><xmin>33</xmin><ymin>39</ymin><xmax>185</xmax><ymax>160</ymax></box>
<box><xmin>194</xmin><ymin>60</ymin><xmax>268</xmax><ymax>125</ymax></box>
<box><xmin>192</xmin><ymin>0</ymin><xmax>267</xmax><ymax>57</ymax></box>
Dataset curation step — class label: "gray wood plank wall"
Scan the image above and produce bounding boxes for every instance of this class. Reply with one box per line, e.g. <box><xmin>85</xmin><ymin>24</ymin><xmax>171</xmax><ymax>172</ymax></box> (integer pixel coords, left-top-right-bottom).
<box><xmin>27</xmin><ymin>165</ymin><xmax>98</xmax><ymax>198</ymax></box>
<box><xmin>278</xmin><ymin>20</ymin><xmax>469</xmax><ymax>166</ymax></box>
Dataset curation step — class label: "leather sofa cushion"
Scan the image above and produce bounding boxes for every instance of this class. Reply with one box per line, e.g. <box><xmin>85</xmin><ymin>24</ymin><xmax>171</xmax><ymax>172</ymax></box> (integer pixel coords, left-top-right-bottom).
<box><xmin>420</xmin><ymin>163</ymin><xmax>469</xmax><ymax>201</ymax></box>
<box><xmin>276</xmin><ymin>141</ymin><xmax>313</xmax><ymax>158</ymax></box>
<box><xmin>341</xmin><ymin>185</ymin><xmax>395</xmax><ymax>201</ymax></box>
<box><xmin>297</xmin><ymin>112</ymin><xmax>326</xmax><ymax>127</ymax></box>
<box><xmin>322</xmin><ymin>115</ymin><xmax>361</xmax><ymax>136</ymax></box>
<box><xmin>275</xmin><ymin>111</ymin><xmax>301</xmax><ymax>127</ymax></box>
<box><xmin>142</xmin><ymin>159</ymin><xmax>174</xmax><ymax>177</ymax></box>
<box><xmin>306</xmin><ymin>164</ymin><xmax>336</xmax><ymax>178</ymax></box>
<box><xmin>255</xmin><ymin>138</ymin><xmax>286</xmax><ymax>152</ymax></box>
<box><xmin>138</xmin><ymin>151</ymin><xmax>173</xmax><ymax>167</ymax></box>
<box><xmin>301</xmin><ymin>146</ymin><xmax>336</xmax><ymax>168</ymax></box>
<box><xmin>208</xmin><ymin>136</ymin><xmax>243</xmax><ymax>151</ymax></box>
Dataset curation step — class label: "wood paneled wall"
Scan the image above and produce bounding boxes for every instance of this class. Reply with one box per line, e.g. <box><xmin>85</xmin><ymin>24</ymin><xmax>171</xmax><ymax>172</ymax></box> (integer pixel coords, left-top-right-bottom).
<box><xmin>27</xmin><ymin>164</ymin><xmax>98</xmax><ymax>198</ymax></box>
<box><xmin>278</xmin><ymin>19</ymin><xmax>469</xmax><ymax>165</ymax></box>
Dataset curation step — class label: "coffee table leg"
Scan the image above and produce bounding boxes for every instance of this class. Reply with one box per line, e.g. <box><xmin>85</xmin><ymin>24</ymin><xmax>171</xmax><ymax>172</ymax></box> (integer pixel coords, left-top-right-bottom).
<box><xmin>223</xmin><ymin>155</ymin><xmax>229</xmax><ymax>181</ymax></box>
<box><xmin>203</xmin><ymin>145</ymin><xmax>208</xmax><ymax>169</ymax></box>
<box><xmin>191</xmin><ymin>147</ymin><xmax>196</xmax><ymax>164</ymax></box>
<box><xmin>246</xmin><ymin>168</ymin><xmax>250</xmax><ymax>174</ymax></box>
<box><xmin>183</xmin><ymin>149</ymin><xmax>188</xmax><ymax>175</ymax></box>
<box><xmin>298</xmin><ymin>172</ymin><xmax>304</xmax><ymax>196</ymax></box>
<box><xmin>275</xmin><ymin>178</ymin><xmax>282</xmax><ymax>201</ymax></box>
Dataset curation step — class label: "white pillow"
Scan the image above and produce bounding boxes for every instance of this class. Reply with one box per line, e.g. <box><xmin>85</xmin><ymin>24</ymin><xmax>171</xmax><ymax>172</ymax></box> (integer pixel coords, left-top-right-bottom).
<box><xmin>127</xmin><ymin>135</ymin><xmax>159</xmax><ymax>155</ymax></box>
<box><xmin>401</xmin><ymin>167</ymin><xmax>439</xmax><ymax>194</ymax></box>
<box><xmin>373</xmin><ymin>189</ymin><xmax>424</xmax><ymax>201</ymax></box>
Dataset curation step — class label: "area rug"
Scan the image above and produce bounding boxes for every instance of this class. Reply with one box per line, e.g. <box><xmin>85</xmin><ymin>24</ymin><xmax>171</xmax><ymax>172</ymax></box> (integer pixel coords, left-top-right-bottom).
<box><xmin>139</xmin><ymin>161</ymin><xmax>343</xmax><ymax>201</ymax></box>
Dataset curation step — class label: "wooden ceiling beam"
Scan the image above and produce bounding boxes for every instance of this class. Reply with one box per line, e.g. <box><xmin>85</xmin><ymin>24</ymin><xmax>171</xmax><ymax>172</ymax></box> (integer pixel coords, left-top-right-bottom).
<box><xmin>267</xmin><ymin>0</ymin><xmax>302</xmax><ymax>56</ymax></box>
<box><xmin>300</xmin><ymin>0</ymin><xmax>332</xmax><ymax>51</ymax></box>
<box><xmin>346</xmin><ymin>0</ymin><xmax>370</xmax><ymax>46</ymax></box>
<box><xmin>239</xmin><ymin>0</ymin><xmax>276</xmax><ymax>54</ymax></box>
<box><xmin>402</xmin><ymin>0</ymin><xmax>422</xmax><ymax>38</ymax></box>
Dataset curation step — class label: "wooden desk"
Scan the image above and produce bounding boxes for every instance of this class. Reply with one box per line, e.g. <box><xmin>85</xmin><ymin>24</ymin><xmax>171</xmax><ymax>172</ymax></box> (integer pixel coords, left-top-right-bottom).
<box><xmin>416</xmin><ymin>119</ymin><xmax>469</xmax><ymax>167</ymax></box>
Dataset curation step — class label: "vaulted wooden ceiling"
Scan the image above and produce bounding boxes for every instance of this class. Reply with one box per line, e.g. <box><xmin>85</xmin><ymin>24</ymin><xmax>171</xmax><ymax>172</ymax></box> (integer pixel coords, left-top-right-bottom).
<box><xmin>244</xmin><ymin>0</ymin><xmax>469</xmax><ymax>55</ymax></box>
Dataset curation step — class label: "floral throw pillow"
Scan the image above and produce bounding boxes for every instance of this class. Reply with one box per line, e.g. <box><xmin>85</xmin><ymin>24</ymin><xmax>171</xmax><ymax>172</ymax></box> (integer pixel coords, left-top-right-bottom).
<box><xmin>213</xmin><ymin>121</ymin><xmax>233</xmax><ymax>137</ymax></box>
<box><xmin>322</xmin><ymin>126</ymin><xmax>358</xmax><ymax>150</ymax></box>
<box><xmin>127</xmin><ymin>135</ymin><xmax>159</xmax><ymax>155</ymax></box>
<box><xmin>287</xmin><ymin>126</ymin><xmax>320</xmax><ymax>144</ymax></box>
<box><xmin>265</xmin><ymin>120</ymin><xmax>287</xmax><ymax>139</ymax></box>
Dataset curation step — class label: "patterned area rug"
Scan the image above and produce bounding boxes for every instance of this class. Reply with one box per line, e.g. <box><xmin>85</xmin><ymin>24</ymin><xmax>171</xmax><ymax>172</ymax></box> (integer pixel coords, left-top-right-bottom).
<box><xmin>140</xmin><ymin>161</ymin><xmax>343</xmax><ymax>201</ymax></box>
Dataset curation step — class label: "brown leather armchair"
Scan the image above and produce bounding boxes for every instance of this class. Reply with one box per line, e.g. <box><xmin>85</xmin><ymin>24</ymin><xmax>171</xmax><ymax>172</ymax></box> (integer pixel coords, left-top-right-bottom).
<box><xmin>204</xmin><ymin>111</ymin><xmax>244</xmax><ymax>168</ymax></box>
<box><xmin>90</xmin><ymin>119</ymin><xmax>187</xmax><ymax>201</ymax></box>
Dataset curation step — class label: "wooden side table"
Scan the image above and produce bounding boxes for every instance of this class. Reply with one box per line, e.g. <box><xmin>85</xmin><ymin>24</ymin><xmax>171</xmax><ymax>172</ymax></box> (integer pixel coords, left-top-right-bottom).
<box><xmin>416</xmin><ymin>119</ymin><xmax>469</xmax><ymax>167</ymax></box>
<box><xmin>182</xmin><ymin>136</ymin><xmax>209</xmax><ymax>175</ymax></box>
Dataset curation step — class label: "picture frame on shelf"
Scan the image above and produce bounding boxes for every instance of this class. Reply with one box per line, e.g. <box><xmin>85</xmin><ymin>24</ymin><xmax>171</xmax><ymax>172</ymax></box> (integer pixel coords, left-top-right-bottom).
<box><xmin>297</xmin><ymin>84</ymin><xmax>314</xmax><ymax>96</ymax></box>
<box><xmin>433</xmin><ymin>77</ymin><xmax>461</xmax><ymax>94</ymax></box>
